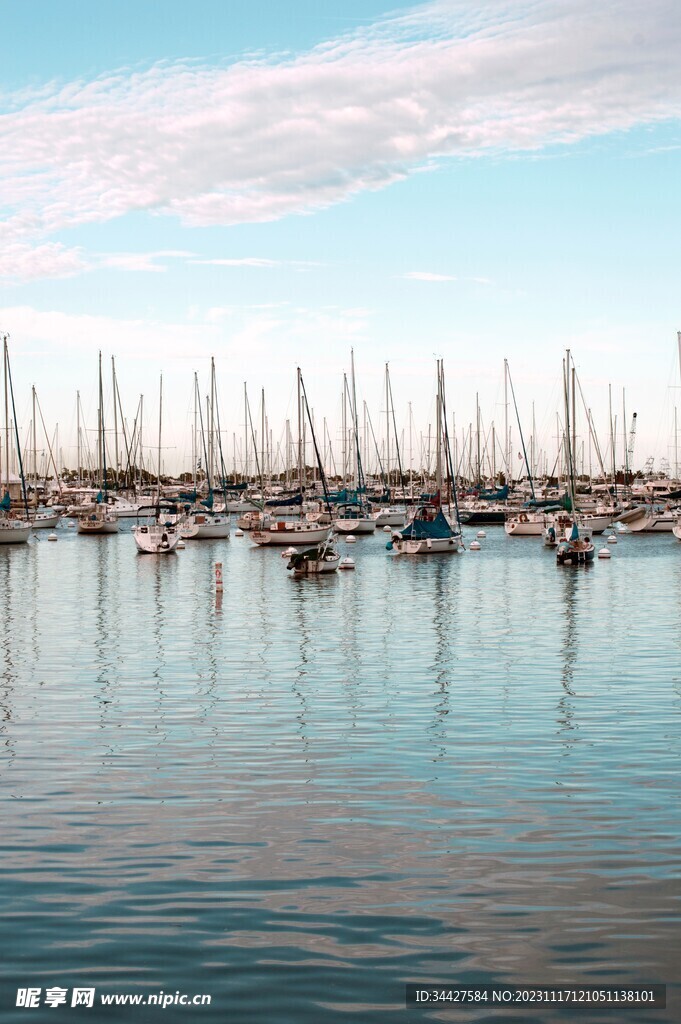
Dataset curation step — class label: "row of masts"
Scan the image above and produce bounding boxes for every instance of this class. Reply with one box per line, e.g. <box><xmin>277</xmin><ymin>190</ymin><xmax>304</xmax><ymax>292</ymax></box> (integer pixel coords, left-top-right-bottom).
<box><xmin>5</xmin><ymin>339</ymin><xmax>681</xmax><ymax>493</ymax></box>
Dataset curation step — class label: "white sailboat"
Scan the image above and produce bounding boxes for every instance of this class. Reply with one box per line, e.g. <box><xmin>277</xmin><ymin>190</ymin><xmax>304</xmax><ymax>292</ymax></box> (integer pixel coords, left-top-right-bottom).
<box><xmin>133</xmin><ymin>377</ymin><xmax>180</xmax><ymax>554</ymax></box>
<box><xmin>77</xmin><ymin>353</ymin><xmax>119</xmax><ymax>535</ymax></box>
<box><xmin>181</xmin><ymin>368</ymin><xmax>231</xmax><ymax>541</ymax></box>
<box><xmin>0</xmin><ymin>335</ymin><xmax>31</xmax><ymax>545</ymax></box>
<box><xmin>252</xmin><ymin>368</ymin><xmax>332</xmax><ymax>548</ymax></box>
<box><xmin>332</xmin><ymin>352</ymin><xmax>376</xmax><ymax>535</ymax></box>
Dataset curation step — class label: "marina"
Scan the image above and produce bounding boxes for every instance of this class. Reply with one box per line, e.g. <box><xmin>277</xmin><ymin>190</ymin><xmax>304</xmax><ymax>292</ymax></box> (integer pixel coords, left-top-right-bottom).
<box><xmin>2</xmin><ymin>0</ymin><xmax>681</xmax><ymax>1019</ymax></box>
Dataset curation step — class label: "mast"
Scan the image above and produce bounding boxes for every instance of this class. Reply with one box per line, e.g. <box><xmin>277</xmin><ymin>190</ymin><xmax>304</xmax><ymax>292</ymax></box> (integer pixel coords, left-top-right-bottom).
<box><xmin>32</xmin><ymin>385</ymin><xmax>37</xmax><ymax>497</ymax></box>
<box><xmin>4</xmin><ymin>334</ymin><xmax>8</xmax><ymax>494</ymax></box>
<box><xmin>243</xmin><ymin>382</ymin><xmax>248</xmax><ymax>484</ymax></box>
<box><xmin>157</xmin><ymin>374</ymin><xmax>163</xmax><ymax>502</ymax></box>
<box><xmin>435</xmin><ymin>360</ymin><xmax>442</xmax><ymax>497</ymax></box>
<box><xmin>504</xmin><ymin>358</ymin><xmax>509</xmax><ymax>481</ymax></box>
<box><xmin>112</xmin><ymin>356</ymin><xmax>119</xmax><ymax>486</ymax></box>
<box><xmin>385</xmin><ymin>363</ymin><xmax>390</xmax><ymax>493</ymax></box>
<box><xmin>297</xmin><ymin>367</ymin><xmax>303</xmax><ymax>501</ymax></box>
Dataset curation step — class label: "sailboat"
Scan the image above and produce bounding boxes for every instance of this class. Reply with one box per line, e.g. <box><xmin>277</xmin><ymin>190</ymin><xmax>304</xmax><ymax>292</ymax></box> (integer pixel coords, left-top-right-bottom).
<box><xmin>181</xmin><ymin>368</ymin><xmax>230</xmax><ymax>540</ymax></box>
<box><xmin>252</xmin><ymin>369</ymin><xmax>332</xmax><ymax>547</ymax></box>
<box><xmin>332</xmin><ymin>352</ymin><xmax>376</xmax><ymax>535</ymax></box>
<box><xmin>556</xmin><ymin>351</ymin><xmax>595</xmax><ymax>566</ymax></box>
<box><xmin>389</xmin><ymin>360</ymin><xmax>463</xmax><ymax>554</ymax></box>
<box><xmin>0</xmin><ymin>334</ymin><xmax>31</xmax><ymax>545</ymax></box>
<box><xmin>133</xmin><ymin>377</ymin><xmax>180</xmax><ymax>554</ymax></box>
<box><xmin>77</xmin><ymin>353</ymin><xmax>119</xmax><ymax>535</ymax></box>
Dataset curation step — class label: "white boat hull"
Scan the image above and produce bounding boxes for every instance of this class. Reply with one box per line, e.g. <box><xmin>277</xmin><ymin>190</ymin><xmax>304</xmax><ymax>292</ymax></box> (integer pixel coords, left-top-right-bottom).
<box><xmin>504</xmin><ymin>516</ymin><xmax>545</xmax><ymax>536</ymax></box>
<box><xmin>290</xmin><ymin>554</ymin><xmax>340</xmax><ymax>574</ymax></box>
<box><xmin>333</xmin><ymin>517</ymin><xmax>376</xmax><ymax>534</ymax></box>
<box><xmin>31</xmin><ymin>511</ymin><xmax>61</xmax><ymax>529</ymax></box>
<box><xmin>673</xmin><ymin>520</ymin><xmax>681</xmax><ymax>540</ymax></box>
<box><xmin>77</xmin><ymin>514</ymin><xmax>119</xmax><ymax>534</ymax></box>
<box><xmin>392</xmin><ymin>535</ymin><xmax>462</xmax><ymax>554</ymax></box>
<box><xmin>181</xmin><ymin>514</ymin><xmax>231</xmax><ymax>539</ymax></box>
<box><xmin>0</xmin><ymin>521</ymin><xmax>31</xmax><ymax>544</ymax></box>
<box><xmin>133</xmin><ymin>523</ymin><xmax>180</xmax><ymax>553</ymax></box>
<box><xmin>372</xmin><ymin>508</ymin><xmax>406</xmax><ymax>526</ymax></box>
<box><xmin>626</xmin><ymin>511</ymin><xmax>676</xmax><ymax>533</ymax></box>
<box><xmin>252</xmin><ymin>523</ymin><xmax>332</xmax><ymax>546</ymax></box>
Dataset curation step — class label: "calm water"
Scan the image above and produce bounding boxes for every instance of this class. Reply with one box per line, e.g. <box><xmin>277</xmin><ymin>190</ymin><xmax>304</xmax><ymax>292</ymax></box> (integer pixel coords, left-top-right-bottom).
<box><xmin>1</xmin><ymin>523</ymin><xmax>680</xmax><ymax>1023</ymax></box>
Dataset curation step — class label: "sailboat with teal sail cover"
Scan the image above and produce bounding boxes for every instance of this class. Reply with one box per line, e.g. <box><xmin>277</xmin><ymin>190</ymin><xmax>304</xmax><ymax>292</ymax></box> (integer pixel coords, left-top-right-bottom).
<box><xmin>388</xmin><ymin>360</ymin><xmax>463</xmax><ymax>555</ymax></box>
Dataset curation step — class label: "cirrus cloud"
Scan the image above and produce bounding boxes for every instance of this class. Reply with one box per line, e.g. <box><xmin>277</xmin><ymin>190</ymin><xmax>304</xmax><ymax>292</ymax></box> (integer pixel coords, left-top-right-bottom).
<box><xmin>1</xmin><ymin>0</ymin><xmax>680</xmax><ymax>278</ymax></box>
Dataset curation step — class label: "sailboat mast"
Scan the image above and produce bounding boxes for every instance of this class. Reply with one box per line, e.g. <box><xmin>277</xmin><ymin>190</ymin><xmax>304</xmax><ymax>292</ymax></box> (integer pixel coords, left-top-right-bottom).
<box><xmin>4</xmin><ymin>335</ymin><xmax>9</xmax><ymax>492</ymax></box>
<box><xmin>112</xmin><ymin>357</ymin><xmax>119</xmax><ymax>486</ymax></box>
<box><xmin>157</xmin><ymin>375</ymin><xmax>163</xmax><ymax>502</ymax></box>
<box><xmin>297</xmin><ymin>368</ymin><xmax>303</xmax><ymax>500</ymax></box>
<box><xmin>76</xmin><ymin>391</ymin><xmax>81</xmax><ymax>487</ymax></box>
<box><xmin>32</xmin><ymin>385</ymin><xmax>37</xmax><ymax>494</ymax></box>
<box><xmin>435</xmin><ymin>360</ymin><xmax>442</xmax><ymax>496</ymax></box>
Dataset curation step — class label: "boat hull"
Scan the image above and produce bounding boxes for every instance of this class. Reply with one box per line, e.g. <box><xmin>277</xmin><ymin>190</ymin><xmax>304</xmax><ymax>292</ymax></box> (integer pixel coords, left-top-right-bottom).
<box><xmin>333</xmin><ymin>518</ymin><xmax>376</xmax><ymax>534</ymax></box>
<box><xmin>181</xmin><ymin>514</ymin><xmax>231</xmax><ymax>539</ymax></box>
<box><xmin>392</xmin><ymin>535</ymin><xmax>462</xmax><ymax>554</ymax></box>
<box><xmin>504</xmin><ymin>517</ymin><xmax>544</xmax><ymax>536</ymax></box>
<box><xmin>77</xmin><ymin>515</ymin><xmax>119</xmax><ymax>534</ymax></box>
<box><xmin>31</xmin><ymin>510</ymin><xmax>61</xmax><ymax>529</ymax></box>
<box><xmin>252</xmin><ymin>524</ymin><xmax>332</xmax><ymax>546</ymax></box>
<box><xmin>0</xmin><ymin>522</ymin><xmax>31</xmax><ymax>544</ymax></box>
<box><xmin>133</xmin><ymin>524</ymin><xmax>180</xmax><ymax>553</ymax></box>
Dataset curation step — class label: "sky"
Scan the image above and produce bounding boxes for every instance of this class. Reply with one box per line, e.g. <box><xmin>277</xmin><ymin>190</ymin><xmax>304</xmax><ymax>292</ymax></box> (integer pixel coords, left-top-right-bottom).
<box><xmin>1</xmin><ymin>0</ymin><xmax>680</xmax><ymax>478</ymax></box>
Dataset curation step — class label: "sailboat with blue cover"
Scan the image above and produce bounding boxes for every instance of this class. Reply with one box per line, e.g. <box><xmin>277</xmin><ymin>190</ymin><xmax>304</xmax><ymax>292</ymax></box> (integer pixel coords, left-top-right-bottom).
<box><xmin>388</xmin><ymin>360</ymin><xmax>462</xmax><ymax>555</ymax></box>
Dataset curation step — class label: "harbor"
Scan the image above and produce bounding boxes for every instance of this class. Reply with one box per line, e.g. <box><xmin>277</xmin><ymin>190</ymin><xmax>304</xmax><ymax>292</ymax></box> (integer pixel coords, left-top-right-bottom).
<box><xmin>2</xmin><ymin>0</ymin><xmax>681</xmax><ymax>1019</ymax></box>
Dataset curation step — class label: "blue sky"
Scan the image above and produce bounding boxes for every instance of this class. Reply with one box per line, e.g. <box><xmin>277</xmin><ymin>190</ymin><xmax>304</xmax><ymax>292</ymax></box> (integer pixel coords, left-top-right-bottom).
<box><xmin>1</xmin><ymin>0</ymin><xmax>680</xmax><ymax>476</ymax></box>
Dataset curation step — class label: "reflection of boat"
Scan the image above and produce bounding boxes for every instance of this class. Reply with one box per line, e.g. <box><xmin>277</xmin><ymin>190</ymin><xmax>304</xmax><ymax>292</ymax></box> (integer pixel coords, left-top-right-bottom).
<box><xmin>557</xmin><ymin>522</ymin><xmax>595</xmax><ymax>565</ymax></box>
<box><xmin>287</xmin><ymin>538</ymin><xmax>340</xmax><ymax>575</ymax></box>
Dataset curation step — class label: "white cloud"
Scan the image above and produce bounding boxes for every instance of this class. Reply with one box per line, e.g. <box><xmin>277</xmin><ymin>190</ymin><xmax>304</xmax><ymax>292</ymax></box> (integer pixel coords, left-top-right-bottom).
<box><xmin>1</xmin><ymin>0</ymin><xmax>680</xmax><ymax>280</ymax></box>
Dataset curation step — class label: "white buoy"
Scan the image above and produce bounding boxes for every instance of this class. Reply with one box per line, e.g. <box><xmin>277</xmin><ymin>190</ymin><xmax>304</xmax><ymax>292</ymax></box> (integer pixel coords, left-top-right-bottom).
<box><xmin>345</xmin><ymin>535</ymin><xmax>357</xmax><ymax>543</ymax></box>
<box><xmin>598</xmin><ymin>547</ymin><xmax>611</xmax><ymax>559</ymax></box>
<box><xmin>283</xmin><ymin>546</ymin><xmax>298</xmax><ymax>556</ymax></box>
<box><xmin>383</xmin><ymin>525</ymin><xmax>391</xmax><ymax>533</ymax></box>
<box><xmin>339</xmin><ymin>557</ymin><xmax>355</xmax><ymax>570</ymax></box>
<box><xmin>68</xmin><ymin>520</ymin><xmax>75</xmax><ymax>528</ymax></box>
<box><xmin>476</xmin><ymin>530</ymin><xmax>486</xmax><ymax>538</ymax></box>
<box><xmin>48</xmin><ymin>533</ymin><xmax>58</xmax><ymax>542</ymax></box>
<box><xmin>176</xmin><ymin>540</ymin><xmax>185</xmax><ymax>549</ymax></box>
<box><xmin>607</xmin><ymin>534</ymin><xmax>617</xmax><ymax>543</ymax></box>
<box><xmin>235</xmin><ymin>529</ymin><xmax>244</xmax><ymax>537</ymax></box>
<box><xmin>470</xmin><ymin>540</ymin><xmax>481</xmax><ymax>550</ymax></box>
